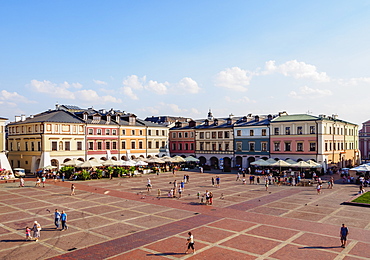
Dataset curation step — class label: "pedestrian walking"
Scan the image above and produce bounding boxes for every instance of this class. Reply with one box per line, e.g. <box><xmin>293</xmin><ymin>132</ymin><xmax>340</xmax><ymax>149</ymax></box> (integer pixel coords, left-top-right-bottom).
<box><xmin>19</xmin><ymin>177</ymin><xmax>25</xmax><ymax>187</ymax></box>
<box><xmin>157</xmin><ymin>189</ymin><xmax>161</xmax><ymax>198</ymax></box>
<box><xmin>236</xmin><ymin>172</ymin><xmax>241</xmax><ymax>181</ymax></box>
<box><xmin>340</xmin><ymin>224</ymin><xmax>349</xmax><ymax>248</ymax></box>
<box><xmin>70</xmin><ymin>184</ymin><xmax>75</xmax><ymax>196</ymax></box>
<box><xmin>41</xmin><ymin>175</ymin><xmax>46</xmax><ymax>188</ymax></box>
<box><xmin>257</xmin><ymin>176</ymin><xmax>260</xmax><ymax>184</ymax></box>
<box><xmin>316</xmin><ymin>183</ymin><xmax>322</xmax><ymax>194</ymax></box>
<box><xmin>209</xmin><ymin>192</ymin><xmax>213</xmax><ymax>205</ymax></box>
<box><xmin>61</xmin><ymin>210</ymin><xmax>68</xmax><ymax>231</ymax></box>
<box><xmin>178</xmin><ymin>187</ymin><xmax>182</xmax><ymax>198</ymax></box>
<box><xmin>35</xmin><ymin>178</ymin><xmax>41</xmax><ymax>187</ymax></box>
<box><xmin>185</xmin><ymin>232</ymin><xmax>195</xmax><ymax>254</ymax></box>
<box><xmin>25</xmin><ymin>226</ymin><xmax>31</xmax><ymax>241</ymax></box>
<box><xmin>32</xmin><ymin>221</ymin><xmax>42</xmax><ymax>241</ymax></box>
<box><xmin>265</xmin><ymin>181</ymin><xmax>269</xmax><ymax>191</ymax></box>
<box><xmin>147</xmin><ymin>178</ymin><xmax>152</xmax><ymax>192</ymax></box>
<box><xmin>62</xmin><ymin>172</ymin><xmax>65</xmax><ymax>182</ymax></box>
<box><xmin>211</xmin><ymin>177</ymin><xmax>215</xmax><ymax>187</ymax></box>
<box><xmin>54</xmin><ymin>209</ymin><xmax>61</xmax><ymax>229</ymax></box>
<box><xmin>216</xmin><ymin>176</ymin><xmax>220</xmax><ymax>188</ymax></box>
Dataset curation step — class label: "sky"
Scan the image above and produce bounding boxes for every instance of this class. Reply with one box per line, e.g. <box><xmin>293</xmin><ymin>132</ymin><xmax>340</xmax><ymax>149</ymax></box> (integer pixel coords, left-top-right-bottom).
<box><xmin>1</xmin><ymin>1</ymin><xmax>370</xmax><ymax>126</ymax></box>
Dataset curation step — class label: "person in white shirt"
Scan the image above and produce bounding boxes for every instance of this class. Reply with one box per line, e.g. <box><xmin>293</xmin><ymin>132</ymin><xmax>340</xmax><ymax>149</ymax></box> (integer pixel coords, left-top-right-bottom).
<box><xmin>185</xmin><ymin>231</ymin><xmax>195</xmax><ymax>254</ymax></box>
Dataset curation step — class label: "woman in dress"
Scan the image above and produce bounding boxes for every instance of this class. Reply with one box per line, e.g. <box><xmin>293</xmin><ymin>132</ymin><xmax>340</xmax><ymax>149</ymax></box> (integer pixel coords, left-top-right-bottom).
<box><xmin>32</xmin><ymin>221</ymin><xmax>41</xmax><ymax>241</ymax></box>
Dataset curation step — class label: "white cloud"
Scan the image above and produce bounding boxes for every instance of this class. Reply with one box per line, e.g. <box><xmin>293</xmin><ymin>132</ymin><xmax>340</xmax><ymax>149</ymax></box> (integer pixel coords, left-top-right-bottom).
<box><xmin>190</xmin><ymin>108</ymin><xmax>201</xmax><ymax>114</ymax></box>
<box><xmin>76</xmin><ymin>89</ymin><xmax>121</xmax><ymax>103</ymax></box>
<box><xmin>225</xmin><ymin>95</ymin><xmax>256</xmax><ymax>103</ymax></box>
<box><xmin>215</xmin><ymin>67</ymin><xmax>253</xmax><ymax>92</ymax></box>
<box><xmin>123</xmin><ymin>75</ymin><xmax>145</xmax><ymax>90</ymax></box>
<box><xmin>122</xmin><ymin>86</ymin><xmax>138</xmax><ymax>100</ymax></box>
<box><xmin>93</xmin><ymin>79</ymin><xmax>108</xmax><ymax>85</ymax></box>
<box><xmin>146</xmin><ymin>80</ymin><xmax>168</xmax><ymax>95</ymax></box>
<box><xmin>262</xmin><ymin>60</ymin><xmax>330</xmax><ymax>82</ymax></box>
<box><xmin>174</xmin><ymin>77</ymin><xmax>201</xmax><ymax>94</ymax></box>
<box><xmin>0</xmin><ymin>90</ymin><xmax>36</xmax><ymax>103</ymax></box>
<box><xmin>337</xmin><ymin>77</ymin><xmax>370</xmax><ymax>86</ymax></box>
<box><xmin>289</xmin><ymin>86</ymin><xmax>332</xmax><ymax>99</ymax></box>
<box><xmin>29</xmin><ymin>79</ymin><xmax>75</xmax><ymax>99</ymax></box>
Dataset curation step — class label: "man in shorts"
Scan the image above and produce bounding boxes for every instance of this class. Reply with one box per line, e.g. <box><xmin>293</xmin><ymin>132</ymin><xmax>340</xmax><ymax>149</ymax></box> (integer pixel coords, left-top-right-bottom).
<box><xmin>340</xmin><ymin>224</ymin><xmax>349</xmax><ymax>248</ymax></box>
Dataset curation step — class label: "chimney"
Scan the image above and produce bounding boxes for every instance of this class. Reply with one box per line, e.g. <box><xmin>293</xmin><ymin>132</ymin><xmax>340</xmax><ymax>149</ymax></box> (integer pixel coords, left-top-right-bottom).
<box><xmin>21</xmin><ymin>114</ymin><xmax>26</xmax><ymax>121</ymax></box>
<box><xmin>267</xmin><ymin>114</ymin><xmax>272</xmax><ymax>121</ymax></box>
<box><xmin>15</xmin><ymin>116</ymin><xmax>21</xmax><ymax>122</ymax></box>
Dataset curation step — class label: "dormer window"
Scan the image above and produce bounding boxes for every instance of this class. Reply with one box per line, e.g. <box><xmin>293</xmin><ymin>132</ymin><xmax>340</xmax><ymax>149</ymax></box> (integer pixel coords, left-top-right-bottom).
<box><xmin>204</xmin><ymin>120</ymin><xmax>209</xmax><ymax>126</ymax></box>
<box><xmin>93</xmin><ymin>115</ymin><xmax>101</xmax><ymax>121</ymax></box>
<box><xmin>129</xmin><ymin>116</ymin><xmax>136</xmax><ymax>125</ymax></box>
<box><xmin>107</xmin><ymin>115</ymin><xmax>111</xmax><ymax>122</ymax></box>
<box><xmin>214</xmin><ymin>119</ymin><xmax>218</xmax><ymax>126</ymax></box>
<box><xmin>83</xmin><ymin>113</ymin><xmax>88</xmax><ymax>121</ymax></box>
<box><xmin>227</xmin><ymin>118</ymin><xmax>232</xmax><ymax>125</ymax></box>
<box><xmin>116</xmin><ymin>115</ymin><xmax>120</xmax><ymax>123</ymax></box>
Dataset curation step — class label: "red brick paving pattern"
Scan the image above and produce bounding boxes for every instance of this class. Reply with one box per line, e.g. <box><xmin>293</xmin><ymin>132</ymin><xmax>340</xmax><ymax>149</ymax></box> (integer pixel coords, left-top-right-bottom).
<box><xmin>270</xmin><ymin>244</ymin><xmax>338</xmax><ymax>260</ymax></box>
<box><xmin>187</xmin><ymin>246</ymin><xmax>257</xmax><ymax>260</ymax></box>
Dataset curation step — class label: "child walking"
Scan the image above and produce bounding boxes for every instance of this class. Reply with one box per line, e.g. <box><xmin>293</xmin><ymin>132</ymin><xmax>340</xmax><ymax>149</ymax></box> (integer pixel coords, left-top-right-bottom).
<box><xmin>26</xmin><ymin>226</ymin><xmax>31</xmax><ymax>241</ymax></box>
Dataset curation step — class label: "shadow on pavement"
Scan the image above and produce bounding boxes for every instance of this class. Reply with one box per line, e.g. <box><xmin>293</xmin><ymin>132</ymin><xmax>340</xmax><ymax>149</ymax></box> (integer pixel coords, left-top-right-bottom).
<box><xmin>147</xmin><ymin>253</ymin><xmax>186</xmax><ymax>256</ymax></box>
<box><xmin>299</xmin><ymin>246</ymin><xmax>343</xmax><ymax>249</ymax></box>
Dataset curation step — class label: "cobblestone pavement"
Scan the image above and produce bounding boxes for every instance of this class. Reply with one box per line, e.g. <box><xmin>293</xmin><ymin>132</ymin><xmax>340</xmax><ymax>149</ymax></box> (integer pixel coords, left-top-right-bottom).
<box><xmin>0</xmin><ymin>170</ymin><xmax>369</xmax><ymax>259</ymax></box>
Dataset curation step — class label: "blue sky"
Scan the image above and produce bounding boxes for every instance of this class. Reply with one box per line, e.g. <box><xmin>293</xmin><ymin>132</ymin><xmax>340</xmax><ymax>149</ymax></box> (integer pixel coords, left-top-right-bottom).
<box><xmin>1</xmin><ymin>1</ymin><xmax>370</xmax><ymax>125</ymax></box>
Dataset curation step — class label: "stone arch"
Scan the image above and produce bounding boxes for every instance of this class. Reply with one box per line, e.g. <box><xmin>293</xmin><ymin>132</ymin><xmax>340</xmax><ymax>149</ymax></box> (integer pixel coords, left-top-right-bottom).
<box><xmin>89</xmin><ymin>157</ymin><xmax>95</xmax><ymax>161</ymax></box>
<box><xmin>111</xmin><ymin>156</ymin><xmax>117</xmax><ymax>161</ymax></box>
<box><xmin>297</xmin><ymin>158</ymin><xmax>303</xmax><ymax>162</ymax></box>
<box><xmin>210</xmin><ymin>157</ymin><xmax>219</xmax><ymax>168</ymax></box>
<box><xmin>100</xmin><ymin>157</ymin><xmax>107</xmax><ymax>161</ymax></box>
<box><xmin>121</xmin><ymin>156</ymin><xmax>127</xmax><ymax>161</ymax></box>
<box><xmin>63</xmin><ymin>158</ymin><xmax>71</xmax><ymax>163</ymax></box>
<box><xmin>51</xmin><ymin>159</ymin><xmax>59</xmax><ymax>168</ymax></box>
<box><xmin>198</xmin><ymin>156</ymin><xmax>206</xmax><ymax>165</ymax></box>
<box><xmin>131</xmin><ymin>155</ymin><xmax>136</xmax><ymax>160</ymax></box>
<box><xmin>261</xmin><ymin>156</ymin><xmax>268</xmax><ymax>160</ymax></box>
<box><xmin>235</xmin><ymin>156</ymin><xmax>243</xmax><ymax>168</ymax></box>
<box><xmin>77</xmin><ymin>158</ymin><xmax>84</xmax><ymax>162</ymax></box>
<box><xmin>223</xmin><ymin>157</ymin><xmax>231</xmax><ymax>167</ymax></box>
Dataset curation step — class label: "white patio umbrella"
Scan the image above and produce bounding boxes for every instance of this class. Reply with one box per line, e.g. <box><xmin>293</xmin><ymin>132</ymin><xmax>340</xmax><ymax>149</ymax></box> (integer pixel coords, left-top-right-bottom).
<box><xmin>135</xmin><ymin>160</ymin><xmax>148</xmax><ymax>166</ymax></box>
<box><xmin>121</xmin><ymin>160</ymin><xmax>137</xmax><ymax>167</ymax></box>
<box><xmin>270</xmin><ymin>160</ymin><xmax>292</xmax><ymax>167</ymax></box>
<box><xmin>250</xmin><ymin>159</ymin><xmax>270</xmax><ymax>166</ymax></box>
<box><xmin>102</xmin><ymin>159</ymin><xmax>122</xmax><ymax>166</ymax></box>
<box><xmin>292</xmin><ymin>161</ymin><xmax>311</xmax><ymax>168</ymax></box>
<box><xmin>145</xmin><ymin>157</ymin><xmax>165</xmax><ymax>164</ymax></box>
<box><xmin>349</xmin><ymin>164</ymin><xmax>370</xmax><ymax>172</ymax></box>
<box><xmin>77</xmin><ymin>160</ymin><xmax>102</xmax><ymax>168</ymax></box>
<box><xmin>306</xmin><ymin>160</ymin><xmax>322</xmax><ymax>168</ymax></box>
<box><xmin>184</xmin><ymin>156</ymin><xmax>200</xmax><ymax>162</ymax></box>
<box><xmin>43</xmin><ymin>165</ymin><xmax>57</xmax><ymax>170</ymax></box>
<box><xmin>172</xmin><ymin>156</ymin><xmax>186</xmax><ymax>163</ymax></box>
<box><xmin>266</xmin><ymin>158</ymin><xmax>277</xmax><ymax>164</ymax></box>
<box><xmin>62</xmin><ymin>159</ymin><xmax>84</xmax><ymax>166</ymax></box>
<box><xmin>285</xmin><ymin>159</ymin><xmax>297</xmax><ymax>164</ymax></box>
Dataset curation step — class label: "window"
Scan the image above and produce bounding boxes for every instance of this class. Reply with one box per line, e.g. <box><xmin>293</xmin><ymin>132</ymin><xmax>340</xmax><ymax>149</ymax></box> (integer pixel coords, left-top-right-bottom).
<box><xmin>156</xmin><ymin>130</ymin><xmax>159</xmax><ymax>136</ymax></box>
<box><xmin>212</xmin><ymin>143</ymin><xmax>216</xmax><ymax>150</ymax></box>
<box><xmin>261</xmin><ymin>142</ymin><xmax>267</xmax><ymax>151</ymax></box>
<box><xmin>88</xmin><ymin>129</ymin><xmax>93</xmax><ymax>135</ymax></box>
<box><xmin>112</xmin><ymin>129</ymin><xmax>117</xmax><ymax>135</ymax></box>
<box><xmin>310</xmin><ymin>142</ymin><xmax>316</xmax><ymax>151</ymax></box>
<box><xmin>179</xmin><ymin>143</ymin><xmax>183</xmax><ymax>150</ymax></box>
<box><xmin>249</xmin><ymin>142</ymin><xmax>255</xmax><ymax>152</ymax></box>
<box><xmin>325</xmin><ymin>142</ymin><xmax>328</xmax><ymax>151</ymax></box>
<box><xmin>184</xmin><ymin>132</ymin><xmax>188</xmax><ymax>138</ymax></box>
<box><xmin>172</xmin><ymin>143</ymin><xmax>176</xmax><ymax>150</ymax></box>
<box><xmin>185</xmin><ymin>143</ymin><xmax>189</xmax><ymax>150</ymax></box>
<box><xmin>139</xmin><ymin>141</ymin><xmax>143</xmax><ymax>149</ymax></box>
<box><xmin>25</xmin><ymin>142</ymin><xmax>28</xmax><ymax>151</ymax></box>
<box><xmin>122</xmin><ymin>129</ymin><xmax>126</xmax><ymax>135</ymax></box>
<box><xmin>148</xmin><ymin>130</ymin><xmax>152</xmax><ymax>136</ymax></box>
<box><xmin>37</xmin><ymin>142</ymin><xmax>41</xmax><ymax>151</ymax></box>
<box><xmin>97</xmin><ymin>142</ymin><xmax>102</xmax><ymax>150</ymax></box>
<box><xmin>190</xmin><ymin>132</ymin><xmax>194</xmax><ymax>138</ymax></box>
<box><xmin>105</xmin><ymin>129</ymin><xmax>110</xmax><ymax>135</ymax></box>
<box><xmin>65</xmin><ymin>141</ymin><xmax>71</xmax><ymax>151</ymax></box>
<box><xmin>297</xmin><ymin>142</ymin><xmax>303</xmax><ymax>151</ymax></box>
<box><xmin>285</xmin><ymin>127</ymin><xmax>290</xmax><ymax>135</ymax></box>
<box><xmin>262</xmin><ymin>129</ymin><xmax>267</xmax><ymax>136</ymax></box>
<box><xmin>179</xmin><ymin>132</ymin><xmax>183</xmax><ymax>138</ymax></box>
<box><xmin>190</xmin><ymin>143</ymin><xmax>194</xmax><ymax>150</ymax></box>
<box><xmin>77</xmin><ymin>142</ymin><xmax>82</xmax><ymax>150</ymax></box>
<box><xmin>218</xmin><ymin>143</ymin><xmax>222</xmax><ymax>150</ymax></box>
<box><xmin>156</xmin><ymin>141</ymin><xmax>159</xmax><ymax>148</ymax></box>
<box><xmin>237</xmin><ymin>130</ymin><xmax>241</xmax><ymax>136</ymax></box>
<box><xmin>236</xmin><ymin>142</ymin><xmax>242</xmax><ymax>151</ymax></box>
<box><xmin>139</xmin><ymin>130</ymin><xmax>143</xmax><ymax>135</ymax></box>
<box><xmin>131</xmin><ymin>141</ymin><xmax>136</xmax><ymax>149</ymax></box>
<box><xmin>285</xmin><ymin>142</ymin><xmax>291</xmax><ymax>151</ymax></box>
<box><xmin>212</xmin><ymin>132</ymin><xmax>216</xmax><ymax>139</ymax></box>
<box><xmin>297</xmin><ymin>126</ymin><xmax>302</xmax><ymax>135</ymax></box>
<box><xmin>97</xmin><ymin>129</ymin><xmax>102</xmax><ymax>135</ymax></box>
<box><xmin>310</xmin><ymin>126</ymin><xmax>316</xmax><ymax>134</ymax></box>
<box><xmin>274</xmin><ymin>128</ymin><xmax>279</xmax><ymax>135</ymax></box>
<box><xmin>106</xmin><ymin>142</ymin><xmax>110</xmax><ymax>150</ymax></box>
<box><xmin>59</xmin><ymin>141</ymin><xmax>63</xmax><ymax>150</ymax></box>
<box><xmin>172</xmin><ymin>132</ymin><xmax>176</xmax><ymax>138</ymax></box>
<box><xmin>250</xmin><ymin>130</ymin><xmax>254</xmax><ymax>136</ymax></box>
<box><xmin>329</xmin><ymin>127</ymin><xmax>332</xmax><ymax>134</ymax></box>
<box><xmin>52</xmin><ymin>141</ymin><xmax>57</xmax><ymax>151</ymax></box>
<box><xmin>148</xmin><ymin>141</ymin><xmax>152</xmax><ymax>149</ymax></box>
<box><xmin>200</xmin><ymin>132</ymin><xmax>204</xmax><ymax>139</ymax></box>
<box><xmin>218</xmin><ymin>131</ymin><xmax>223</xmax><ymax>138</ymax></box>
<box><xmin>131</xmin><ymin>130</ymin><xmax>135</xmax><ymax>135</ymax></box>
<box><xmin>121</xmin><ymin>141</ymin><xmax>126</xmax><ymax>149</ymax></box>
<box><xmin>274</xmin><ymin>142</ymin><xmax>280</xmax><ymax>151</ymax></box>
<box><xmin>17</xmin><ymin>142</ymin><xmax>20</xmax><ymax>151</ymax></box>
<box><xmin>10</xmin><ymin>142</ymin><xmax>13</xmax><ymax>151</ymax></box>
<box><xmin>162</xmin><ymin>141</ymin><xmax>165</xmax><ymax>148</ymax></box>
<box><xmin>162</xmin><ymin>130</ymin><xmax>165</xmax><ymax>136</ymax></box>
<box><xmin>200</xmin><ymin>142</ymin><xmax>204</xmax><ymax>150</ymax></box>
<box><xmin>225</xmin><ymin>143</ymin><xmax>230</xmax><ymax>150</ymax></box>
<box><xmin>31</xmin><ymin>142</ymin><xmax>35</xmax><ymax>151</ymax></box>
<box><xmin>224</xmin><ymin>131</ymin><xmax>230</xmax><ymax>138</ymax></box>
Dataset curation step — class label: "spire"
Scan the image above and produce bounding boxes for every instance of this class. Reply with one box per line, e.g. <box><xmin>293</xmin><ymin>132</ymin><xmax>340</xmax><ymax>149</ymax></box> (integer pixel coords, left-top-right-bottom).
<box><xmin>207</xmin><ymin>108</ymin><xmax>214</xmax><ymax>121</ymax></box>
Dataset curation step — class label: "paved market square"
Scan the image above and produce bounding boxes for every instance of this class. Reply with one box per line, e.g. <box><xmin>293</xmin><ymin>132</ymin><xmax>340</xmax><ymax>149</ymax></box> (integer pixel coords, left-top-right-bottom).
<box><xmin>0</xmin><ymin>170</ymin><xmax>369</xmax><ymax>259</ymax></box>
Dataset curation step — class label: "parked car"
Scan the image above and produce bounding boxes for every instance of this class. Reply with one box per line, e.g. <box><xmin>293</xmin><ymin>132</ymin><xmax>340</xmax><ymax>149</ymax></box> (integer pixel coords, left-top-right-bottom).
<box><xmin>13</xmin><ymin>168</ymin><xmax>26</xmax><ymax>177</ymax></box>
